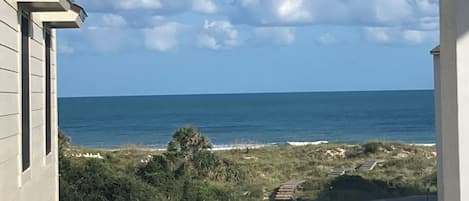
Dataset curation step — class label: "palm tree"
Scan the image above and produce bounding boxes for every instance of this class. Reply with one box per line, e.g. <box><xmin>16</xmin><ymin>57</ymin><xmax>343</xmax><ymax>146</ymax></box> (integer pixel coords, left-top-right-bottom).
<box><xmin>170</xmin><ymin>126</ymin><xmax>213</xmax><ymax>158</ymax></box>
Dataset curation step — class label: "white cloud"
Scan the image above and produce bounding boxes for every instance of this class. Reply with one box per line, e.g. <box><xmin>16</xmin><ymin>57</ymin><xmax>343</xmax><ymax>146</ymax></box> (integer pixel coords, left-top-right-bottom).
<box><xmin>364</xmin><ymin>27</ymin><xmax>438</xmax><ymax>44</ymax></box>
<box><xmin>64</xmin><ymin>0</ymin><xmax>441</xmax><ymax>54</ymax></box>
<box><xmin>87</xmin><ymin>29</ymin><xmax>131</xmax><ymax>52</ymax></box>
<box><xmin>239</xmin><ymin>0</ymin><xmax>260</xmax><ymax>7</ymax></box>
<box><xmin>144</xmin><ymin>22</ymin><xmax>185</xmax><ymax>51</ymax></box>
<box><xmin>81</xmin><ymin>14</ymin><xmax>133</xmax><ymax>52</ymax></box>
<box><xmin>415</xmin><ymin>0</ymin><xmax>439</xmax><ymax>15</ymax></box>
<box><xmin>86</xmin><ymin>14</ymin><xmax>127</xmax><ymax>30</ymax></box>
<box><xmin>254</xmin><ymin>27</ymin><xmax>295</xmax><ymax>45</ymax></box>
<box><xmin>415</xmin><ymin>17</ymin><xmax>439</xmax><ymax>30</ymax></box>
<box><xmin>372</xmin><ymin>0</ymin><xmax>413</xmax><ymax>24</ymax></box>
<box><xmin>80</xmin><ymin>0</ymin><xmax>218</xmax><ymax>15</ymax></box>
<box><xmin>192</xmin><ymin>0</ymin><xmax>217</xmax><ymax>14</ymax></box>
<box><xmin>364</xmin><ymin>27</ymin><xmax>392</xmax><ymax>43</ymax></box>
<box><xmin>117</xmin><ymin>0</ymin><xmax>162</xmax><ymax>10</ymax></box>
<box><xmin>276</xmin><ymin>0</ymin><xmax>312</xmax><ymax>23</ymax></box>
<box><xmin>228</xmin><ymin>0</ymin><xmax>439</xmax><ymax>30</ymax></box>
<box><xmin>402</xmin><ymin>29</ymin><xmax>437</xmax><ymax>44</ymax></box>
<box><xmin>316</xmin><ymin>33</ymin><xmax>338</xmax><ymax>45</ymax></box>
<box><xmin>101</xmin><ymin>14</ymin><xmax>127</xmax><ymax>27</ymax></box>
<box><xmin>198</xmin><ymin>34</ymin><xmax>220</xmax><ymax>49</ymax></box>
<box><xmin>198</xmin><ymin>20</ymin><xmax>240</xmax><ymax>50</ymax></box>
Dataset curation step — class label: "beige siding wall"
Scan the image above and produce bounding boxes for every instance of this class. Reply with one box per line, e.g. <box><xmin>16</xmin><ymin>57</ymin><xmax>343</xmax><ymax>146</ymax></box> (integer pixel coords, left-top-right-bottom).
<box><xmin>0</xmin><ymin>0</ymin><xmax>59</xmax><ymax>201</ymax></box>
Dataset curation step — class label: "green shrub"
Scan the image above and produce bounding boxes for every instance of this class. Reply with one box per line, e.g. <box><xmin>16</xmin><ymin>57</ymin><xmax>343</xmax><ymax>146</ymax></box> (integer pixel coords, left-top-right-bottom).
<box><xmin>60</xmin><ymin>157</ymin><xmax>164</xmax><ymax>201</ymax></box>
<box><xmin>363</xmin><ymin>141</ymin><xmax>384</xmax><ymax>154</ymax></box>
<box><xmin>181</xmin><ymin>181</ymin><xmax>240</xmax><ymax>201</ymax></box>
<box><xmin>58</xmin><ymin>129</ymin><xmax>71</xmax><ymax>151</ymax></box>
<box><xmin>59</xmin><ymin>128</ymin><xmax>437</xmax><ymax>201</ymax></box>
<box><xmin>315</xmin><ymin>175</ymin><xmax>426</xmax><ymax>201</ymax></box>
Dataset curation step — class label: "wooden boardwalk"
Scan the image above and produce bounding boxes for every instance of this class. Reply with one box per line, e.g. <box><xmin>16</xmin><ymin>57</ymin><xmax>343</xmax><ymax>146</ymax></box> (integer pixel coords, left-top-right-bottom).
<box><xmin>328</xmin><ymin>168</ymin><xmax>346</xmax><ymax>177</ymax></box>
<box><xmin>273</xmin><ymin>180</ymin><xmax>305</xmax><ymax>201</ymax></box>
<box><xmin>328</xmin><ymin>159</ymin><xmax>386</xmax><ymax>178</ymax></box>
<box><xmin>358</xmin><ymin>159</ymin><xmax>386</xmax><ymax>171</ymax></box>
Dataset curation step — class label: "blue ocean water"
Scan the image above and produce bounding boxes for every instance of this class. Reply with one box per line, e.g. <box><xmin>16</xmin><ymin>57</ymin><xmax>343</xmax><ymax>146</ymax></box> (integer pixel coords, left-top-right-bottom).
<box><xmin>58</xmin><ymin>90</ymin><xmax>435</xmax><ymax>148</ymax></box>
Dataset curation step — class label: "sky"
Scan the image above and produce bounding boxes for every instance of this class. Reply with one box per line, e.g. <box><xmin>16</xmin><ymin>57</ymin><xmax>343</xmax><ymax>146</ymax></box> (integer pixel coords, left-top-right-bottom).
<box><xmin>57</xmin><ymin>0</ymin><xmax>440</xmax><ymax>97</ymax></box>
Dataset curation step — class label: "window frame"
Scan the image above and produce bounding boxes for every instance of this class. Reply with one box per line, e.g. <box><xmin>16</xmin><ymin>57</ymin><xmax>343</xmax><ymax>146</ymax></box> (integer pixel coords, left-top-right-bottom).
<box><xmin>21</xmin><ymin>12</ymin><xmax>31</xmax><ymax>172</ymax></box>
<box><xmin>45</xmin><ymin>29</ymin><xmax>52</xmax><ymax>155</ymax></box>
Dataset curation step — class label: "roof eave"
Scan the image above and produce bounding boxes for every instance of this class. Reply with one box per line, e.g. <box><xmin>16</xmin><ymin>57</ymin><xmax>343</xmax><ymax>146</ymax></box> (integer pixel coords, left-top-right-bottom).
<box><xmin>17</xmin><ymin>0</ymin><xmax>72</xmax><ymax>12</ymax></box>
<box><xmin>431</xmin><ymin>45</ymin><xmax>440</xmax><ymax>55</ymax></box>
<box><xmin>37</xmin><ymin>3</ymin><xmax>87</xmax><ymax>29</ymax></box>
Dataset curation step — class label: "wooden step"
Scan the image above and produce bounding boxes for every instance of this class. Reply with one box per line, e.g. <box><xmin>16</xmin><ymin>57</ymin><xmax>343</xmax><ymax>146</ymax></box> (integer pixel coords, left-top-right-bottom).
<box><xmin>276</xmin><ymin>192</ymin><xmax>294</xmax><ymax>196</ymax></box>
<box><xmin>278</xmin><ymin>188</ymin><xmax>295</xmax><ymax>192</ymax></box>
<box><xmin>275</xmin><ymin>195</ymin><xmax>293</xmax><ymax>198</ymax></box>
<box><xmin>273</xmin><ymin>180</ymin><xmax>306</xmax><ymax>201</ymax></box>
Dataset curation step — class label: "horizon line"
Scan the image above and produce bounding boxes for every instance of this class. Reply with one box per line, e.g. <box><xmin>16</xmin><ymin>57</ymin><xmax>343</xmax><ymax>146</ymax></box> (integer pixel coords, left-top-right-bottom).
<box><xmin>58</xmin><ymin>88</ymin><xmax>434</xmax><ymax>99</ymax></box>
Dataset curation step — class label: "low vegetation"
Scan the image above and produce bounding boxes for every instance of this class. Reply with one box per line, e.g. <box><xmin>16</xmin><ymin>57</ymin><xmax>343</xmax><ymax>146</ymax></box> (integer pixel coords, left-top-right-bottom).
<box><xmin>59</xmin><ymin>127</ymin><xmax>437</xmax><ymax>201</ymax></box>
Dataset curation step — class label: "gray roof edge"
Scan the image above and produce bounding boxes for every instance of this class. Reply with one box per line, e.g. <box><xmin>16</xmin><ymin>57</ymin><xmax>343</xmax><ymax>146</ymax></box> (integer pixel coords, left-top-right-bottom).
<box><xmin>431</xmin><ymin>45</ymin><xmax>440</xmax><ymax>55</ymax></box>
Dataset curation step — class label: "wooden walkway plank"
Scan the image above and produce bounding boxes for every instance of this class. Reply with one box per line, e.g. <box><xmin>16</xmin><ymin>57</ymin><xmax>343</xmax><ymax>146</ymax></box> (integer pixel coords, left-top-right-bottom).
<box><xmin>328</xmin><ymin>168</ymin><xmax>346</xmax><ymax>177</ymax></box>
<box><xmin>359</xmin><ymin>159</ymin><xmax>386</xmax><ymax>171</ymax></box>
<box><xmin>273</xmin><ymin>180</ymin><xmax>306</xmax><ymax>201</ymax></box>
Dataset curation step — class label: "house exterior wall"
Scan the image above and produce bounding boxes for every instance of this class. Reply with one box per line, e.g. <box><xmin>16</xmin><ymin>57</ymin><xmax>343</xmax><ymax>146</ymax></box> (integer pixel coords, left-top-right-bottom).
<box><xmin>0</xmin><ymin>0</ymin><xmax>59</xmax><ymax>201</ymax></box>
<box><xmin>437</xmin><ymin>0</ymin><xmax>469</xmax><ymax>200</ymax></box>
<box><xmin>433</xmin><ymin>52</ymin><xmax>445</xmax><ymax>201</ymax></box>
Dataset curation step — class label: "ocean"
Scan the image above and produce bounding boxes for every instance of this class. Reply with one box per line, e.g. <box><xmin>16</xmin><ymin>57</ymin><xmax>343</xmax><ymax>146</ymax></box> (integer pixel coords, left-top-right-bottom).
<box><xmin>58</xmin><ymin>90</ymin><xmax>435</xmax><ymax>148</ymax></box>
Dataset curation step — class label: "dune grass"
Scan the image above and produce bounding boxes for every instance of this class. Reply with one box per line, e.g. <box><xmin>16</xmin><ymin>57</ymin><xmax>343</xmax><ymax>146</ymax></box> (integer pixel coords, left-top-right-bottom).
<box><xmin>61</xmin><ymin>140</ymin><xmax>437</xmax><ymax>201</ymax></box>
<box><xmin>215</xmin><ymin>142</ymin><xmax>436</xmax><ymax>200</ymax></box>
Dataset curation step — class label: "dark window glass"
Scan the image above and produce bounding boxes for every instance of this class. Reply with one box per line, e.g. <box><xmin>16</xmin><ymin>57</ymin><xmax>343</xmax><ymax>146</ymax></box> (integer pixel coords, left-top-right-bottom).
<box><xmin>45</xmin><ymin>31</ymin><xmax>51</xmax><ymax>155</ymax></box>
<box><xmin>21</xmin><ymin>14</ymin><xmax>30</xmax><ymax>172</ymax></box>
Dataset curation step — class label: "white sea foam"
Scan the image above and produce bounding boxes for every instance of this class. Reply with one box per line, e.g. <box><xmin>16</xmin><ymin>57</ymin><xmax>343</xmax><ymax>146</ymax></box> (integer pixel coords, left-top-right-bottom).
<box><xmin>144</xmin><ymin>143</ymin><xmax>274</xmax><ymax>151</ymax></box>
<box><xmin>109</xmin><ymin>141</ymin><xmax>436</xmax><ymax>153</ymax></box>
<box><xmin>410</xmin><ymin>143</ymin><xmax>436</xmax><ymax>147</ymax></box>
<box><xmin>211</xmin><ymin>143</ymin><xmax>271</xmax><ymax>151</ymax></box>
<box><xmin>287</xmin><ymin>141</ymin><xmax>329</xmax><ymax>146</ymax></box>
<box><xmin>146</xmin><ymin>141</ymin><xmax>331</xmax><ymax>151</ymax></box>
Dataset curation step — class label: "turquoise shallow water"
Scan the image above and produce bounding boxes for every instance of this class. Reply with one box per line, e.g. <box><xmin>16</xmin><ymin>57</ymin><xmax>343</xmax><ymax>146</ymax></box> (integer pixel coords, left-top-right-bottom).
<box><xmin>58</xmin><ymin>90</ymin><xmax>435</xmax><ymax>148</ymax></box>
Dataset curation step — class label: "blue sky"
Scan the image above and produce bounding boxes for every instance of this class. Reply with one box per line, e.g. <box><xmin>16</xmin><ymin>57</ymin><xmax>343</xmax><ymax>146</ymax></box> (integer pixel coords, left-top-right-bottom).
<box><xmin>57</xmin><ymin>0</ymin><xmax>439</xmax><ymax>97</ymax></box>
